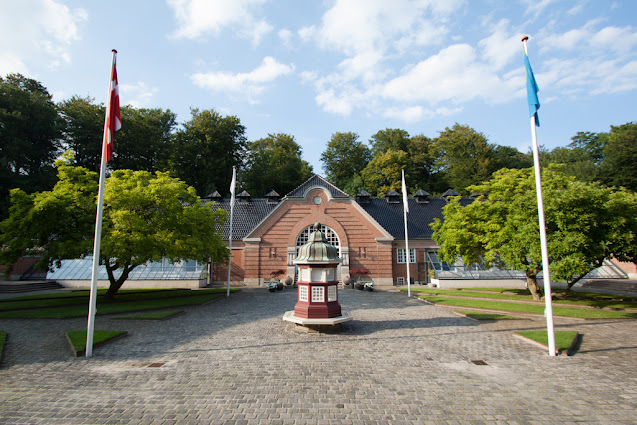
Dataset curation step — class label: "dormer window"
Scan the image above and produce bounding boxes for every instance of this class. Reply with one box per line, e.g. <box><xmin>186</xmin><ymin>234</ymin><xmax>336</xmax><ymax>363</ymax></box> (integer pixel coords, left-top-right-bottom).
<box><xmin>385</xmin><ymin>189</ymin><xmax>401</xmax><ymax>204</ymax></box>
<box><xmin>414</xmin><ymin>189</ymin><xmax>430</xmax><ymax>204</ymax></box>
<box><xmin>265</xmin><ymin>190</ymin><xmax>280</xmax><ymax>204</ymax></box>
<box><xmin>237</xmin><ymin>190</ymin><xmax>251</xmax><ymax>203</ymax></box>
<box><xmin>356</xmin><ymin>189</ymin><xmax>371</xmax><ymax>204</ymax></box>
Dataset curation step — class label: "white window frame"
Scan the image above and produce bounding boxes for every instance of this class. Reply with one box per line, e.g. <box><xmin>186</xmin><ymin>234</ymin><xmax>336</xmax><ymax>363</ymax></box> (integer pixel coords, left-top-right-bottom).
<box><xmin>397</xmin><ymin>248</ymin><xmax>416</xmax><ymax>264</ymax></box>
<box><xmin>311</xmin><ymin>286</ymin><xmax>324</xmax><ymax>302</ymax></box>
<box><xmin>396</xmin><ymin>277</ymin><xmax>405</xmax><ymax>285</ymax></box>
<box><xmin>299</xmin><ymin>285</ymin><xmax>308</xmax><ymax>302</ymax></box>
<box><xmin>328</xmin><ymin>285</ymin><xmax>337</xmax><ymax>302</ymax></box>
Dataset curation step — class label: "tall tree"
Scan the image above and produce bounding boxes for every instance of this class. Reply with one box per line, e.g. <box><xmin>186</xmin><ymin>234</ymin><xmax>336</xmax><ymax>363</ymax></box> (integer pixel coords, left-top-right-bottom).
<box><xmin>109</xmin><ymin>106</ymin><xmax>177</xmax><ymax>172</ymax></box>
<box><xmin>492</xmin><ymin>145</ymin><xmax>533</xmax><ymax>171</ymax></box>
<box><xmin>170</xmin><ymin>108</ymin><xmax>247</xmax><ymax>196</ymax></box>
<box><xmin>433</xmin><ymin>124</ymin><xmax>494</xmax><ymax>194</ymax></box>
<box><xmin>431</xmin><ymin>166</ymin><xmax>637</xmax><ymax>300</ymax></box>
<box><xmin>602</xmin><ymin>122</ymin><xmax>637</xmax><ymax>191</ymax></box>
<box><xmin>0</xmin><ymin>74</ymin><xmax>62</xmax><ymax>218</ymax></box>
<box><xmin>241</xmin><ymin>133</ymin><xmax>313</xmax><ymax>197</ymax></box>
<box><xmin>59</xmin><ymin>96</ymin><xmax>104</xmax><ymax>173</ymax></box>
<box><xmin>406</xmin><ymin>134</ymin><xmax>444</xmax><ymax>193</ymax></box>
<box><xmin>369</xmin><ymin>128</ymin><xmax>411</xmax><ymax>156</ymax></box>
<box><xmin>0</xmin><ymin>165</ymin><xmax>228</xmax><ymax>298</ymax></box>
<box><xmin>320</xmin><ymin>132</ymin><xmax>372</xmax><ymax>193</ymax></box>
<box><xmin>360</xmin><ymin>149</ymin><xmax>411</xmax><ymax>196</ymax></box>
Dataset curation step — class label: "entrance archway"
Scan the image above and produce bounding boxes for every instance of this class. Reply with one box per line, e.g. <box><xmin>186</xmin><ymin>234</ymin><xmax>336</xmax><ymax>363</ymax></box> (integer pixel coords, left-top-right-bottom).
<box><xmin>294</xmin><ymin>224</ymin><xmax>341</xmax><ymax>281</ymax></box>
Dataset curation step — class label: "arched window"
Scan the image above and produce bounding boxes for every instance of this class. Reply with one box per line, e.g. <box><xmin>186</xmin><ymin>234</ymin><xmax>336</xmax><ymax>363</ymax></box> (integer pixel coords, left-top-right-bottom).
<box><xmin>295</xmin><ymin>224</ymin><xmax>340</xmax><ymax>256</ymax></box>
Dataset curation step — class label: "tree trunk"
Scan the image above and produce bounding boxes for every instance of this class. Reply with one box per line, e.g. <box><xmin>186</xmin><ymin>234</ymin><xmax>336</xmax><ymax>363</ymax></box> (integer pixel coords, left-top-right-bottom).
<box><xmin>526</xmin><ymin>272</ymin><xmax>543</xmax><ymax>301</ymax></box>
<box><xmin>104</xmin><ymin>262</ymin><xmax>133</xmax><ymax>300</ymax></box>
<box><xmin>564</xmin><ymin>274</ymin><xmax>585</xmax><ymax>297</ymax></box>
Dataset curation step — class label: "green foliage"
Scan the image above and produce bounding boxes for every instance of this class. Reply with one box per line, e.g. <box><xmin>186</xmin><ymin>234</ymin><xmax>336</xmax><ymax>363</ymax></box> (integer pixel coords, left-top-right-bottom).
<box><xmin>0</xmin><ymin>166</ymin><xmax>228</xmax><ymax>297</ymax></box>
<box><xmin>603</xmin><ymin>122</ymin><xmax>637</xmax><ymax>191</ymax></box>
<box><xmin>320</xmin><ymin>132</ymin><xmax>371</xmax><ymax>192</ymax></box>
<box><xmin>109</xmin><ymin>106</ymin><xmax>177</xmax><ymax>172</ymax></box>
<box><xmin>241</xmin><ymin>133</ymin><xmax>313</xmax><ymax>197</ymax></box>
<box><xmin>431</xmin><ymin>166</ymin><xmax>637</xmax><ymax>298</ymax></box>
<box><xmin>59</xmin><ymin>96</ymin><xmax>105</xmax><ymax>173</ymax></box>
<box><xmin>433</xmin><ymin>123</ymin><xmax>494</xmax><ymax>194</ymax></box>
<box><xmin>0</xmin><ymin>74</ymin><xmax>62</xmax><ymax>219</ymax></box>
<box><xmin>360</xmin><ymin>149</ymin><xmax>411</xmax><ymax>196</ymax></box>
<box><xmin>170</xmin><ymin>108</ymin><xmax>247</xmax><ymax>196</ymax></box>
<box><xmin>369</xmin><ymin>128</ymin><xmax>411</xmax><ymax>156</ymax></box>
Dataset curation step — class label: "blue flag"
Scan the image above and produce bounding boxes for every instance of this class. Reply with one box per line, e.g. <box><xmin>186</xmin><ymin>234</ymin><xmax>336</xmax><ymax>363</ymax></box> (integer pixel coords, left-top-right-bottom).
<box><xmin>524</xmin><ymin>48</ymin><xmax>540</xmax><ymax>126</ymax></box>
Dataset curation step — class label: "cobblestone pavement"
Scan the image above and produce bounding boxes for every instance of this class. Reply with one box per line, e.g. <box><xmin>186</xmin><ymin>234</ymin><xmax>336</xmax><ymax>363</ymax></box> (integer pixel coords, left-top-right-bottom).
<box><xmin>1</xmin><ymin>287</ymin><xmax>636</xmax><ymax>424</ymax></box>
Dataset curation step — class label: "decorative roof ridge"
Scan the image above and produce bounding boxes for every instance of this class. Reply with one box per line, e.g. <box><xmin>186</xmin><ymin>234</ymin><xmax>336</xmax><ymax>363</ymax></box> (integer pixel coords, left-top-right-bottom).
<box><xmin>284</xmin><ymin>174</ymin><xmax>351</xmax><ymax>199</ymax></box>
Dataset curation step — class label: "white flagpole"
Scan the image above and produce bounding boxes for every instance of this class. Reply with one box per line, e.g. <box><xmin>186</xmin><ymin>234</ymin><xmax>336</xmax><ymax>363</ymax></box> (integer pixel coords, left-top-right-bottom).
<box><xmin>226</xmin><ymin>166</ymin><xmax>236</xmax><ymax>297</ymax></box>
<box><xmin>402</xmin><ymin>169</ymin><xmax>411</xmax><ymax>297</ymax></box>
<box><xmin>86</xmin><ymin>50</ymin><xmax>117</xmax><ymax>358</ymax></box>
<box><xmin>523</xmin><ymin>37</ymin><xmax>556</xmax><ymax>356</ymax></box>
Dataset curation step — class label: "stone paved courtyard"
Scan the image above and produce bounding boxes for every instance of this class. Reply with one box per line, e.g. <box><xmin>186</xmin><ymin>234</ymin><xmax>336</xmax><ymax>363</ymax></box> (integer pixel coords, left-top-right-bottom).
<box><xmin>1</xmin><ymin>287</ymin><xmax>636</xmax><ymax>424</ymax></box>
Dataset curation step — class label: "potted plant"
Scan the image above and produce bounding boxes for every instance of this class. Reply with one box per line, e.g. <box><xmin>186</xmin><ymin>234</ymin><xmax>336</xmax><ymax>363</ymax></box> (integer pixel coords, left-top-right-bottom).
<box><xmin>267</xmin><ymin>282</ymin><xmax>278</xmax><ymax>292</ymax></box>
<box><xmin>364</xmin><ymin>282</ymin><xmax>374</xmax><ymax>292</ymax></box>
<box><xmin>350</xmin><ymin>268</ymin><xmax>369</xmax><ymax>289</ymax></box>
<box><xmin>270</xmin><ymin>269</ymin><xmax>285</xmax><ymax>290</ymax></box>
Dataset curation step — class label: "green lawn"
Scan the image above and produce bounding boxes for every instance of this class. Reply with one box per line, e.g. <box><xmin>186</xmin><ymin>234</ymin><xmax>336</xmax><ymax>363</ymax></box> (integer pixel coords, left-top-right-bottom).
<box><xmin>418</xmin><ymin>295</ymin><xmax>637</xmax><ymax>319</ymax></box>
<box><xmin>0</xmin><ymin>288</ymin><xmax>238</xmax><ymax>319</ymax></box>
<box><xmin>67</xmin><ymin>330</ymin><xmax>127</xmax><ymax>355</ymax></box>
<box><xmin>516</xmin><ymin>330</ymin><xmax>580</xmax><ymax>353</ymax></box>
<box><xmin>0</xmin><ymin>330</ymin><xmax>5</xmax><ymax>362</ymax></box>
<box><xmin>456</xmin><ymin>311</ymin><xmax>522</xmax><ymax>320</ymax></box>
<box><xmin>402</xmin><ymin>287</ymin><xmax>637</xmax><ymax>309</ymax></box>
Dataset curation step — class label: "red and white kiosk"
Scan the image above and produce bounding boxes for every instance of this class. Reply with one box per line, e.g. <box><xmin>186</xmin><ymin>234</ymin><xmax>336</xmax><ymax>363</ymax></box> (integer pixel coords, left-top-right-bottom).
<box><xmin>283</xmin><ymin>222</ymin><xmax>352</xmax><ymax>330</ymax></box>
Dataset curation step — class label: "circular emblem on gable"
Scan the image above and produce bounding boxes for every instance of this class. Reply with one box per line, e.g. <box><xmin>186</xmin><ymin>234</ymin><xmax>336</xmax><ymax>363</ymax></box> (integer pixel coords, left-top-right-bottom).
<box><xmin>313</xmin><ymin>196</ymin><xmax>322</xmax><ymax>204</ymax></box>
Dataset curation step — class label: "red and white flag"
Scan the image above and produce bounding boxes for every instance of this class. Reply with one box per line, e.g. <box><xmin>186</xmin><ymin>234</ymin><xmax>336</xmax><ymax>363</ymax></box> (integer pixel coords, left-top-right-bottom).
<box><xmin>104</xmin><ymin>51</ymin><xmax>121</xmax><ymax>162</ymax></box>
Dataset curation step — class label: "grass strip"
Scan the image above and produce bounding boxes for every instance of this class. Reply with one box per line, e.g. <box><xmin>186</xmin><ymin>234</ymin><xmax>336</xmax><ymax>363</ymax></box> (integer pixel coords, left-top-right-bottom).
<box><xmin>114</xmin><ymin>310</ymin><xmax>183</xmax><ymax>320</ymax></box>
<box><xmin>419</xmin><ymin>295</ymin><xmax>637</xmax><ymax>319</ymax></box>
<box><xmin>456</xmin><ymin>311</ymin><xmax>521</xmax><ymax>320</ymax></box>
<box><xmin>403</xmin><ymin>288</ymin><xmax>637</xmax><ymax>310</ymax></box>
<box><xmin>515</xmin><ymin>330</ymin><xmax>579</xmax><ymax>353</ymax></box>
<box><xmin>0</xmin><ymin>293</ymin><xmax>223</xmax><ymax>319</ymax></box>
<box><xmin>0</xmin><ymin>330</ymin><xmax>5</xmax><ymax>362</ymax></box>
<box><xmin>67</xmin><ymin>330</ymin><xmax>127</xmax><ymax>356</ymax></box>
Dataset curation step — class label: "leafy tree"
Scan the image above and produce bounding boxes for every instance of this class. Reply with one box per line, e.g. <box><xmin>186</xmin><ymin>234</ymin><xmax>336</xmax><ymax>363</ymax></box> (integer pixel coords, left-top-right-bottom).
<box><xmin>241</xmin><ymin>133</ymin><xmax>313</xmax><ymax>197</ymax></box>
<box><xmin>109</xmin><ymin>106</ymin><xmax>177</xmax><ymax>172</ymax></box>
<box><xmin>0</xmin><ymin>164</ymin><xmax>228</xmax><ymax>298</ymax></box>
<box><xmin>320</xmin><ymin>132</ymin><xmax>372</xmax><ymax>193</ymax></box>
<box><xmin>360</xmin><ymin>149</ymin><xmax>410</xmax><ymax>196</ymax></box>
<box><xmin>170</xmin><ymin>108</ymin><xmax>247</xmax><ymax>197</ymax></box>
<box><xmin>59</xmin><ymin>96</ymin><xmax>105</xmax><ymax>173</ymax></box>
<box><xmin>602</xmin><ymin>122</ymin><xmax>637</xmax><ymax>191</ymax></box>
<box><xmin>431</xmin><ymin>166</ymin><xmax>637</xmax><ymax>300</ymax></box>
<box><xmin>433</xmin><ymin>124</ymin><xmax>494</xmax><ymax>194</ymax></box>
<box><xmin>0</xmin><ymin>74</ymin><xmax>62</xmax><ymax>218</ymax></box>
<box><xmin>406</xmin><ymin>134</ymin><xmax>444</xmax><ymax>193</ymax></box>
<box><xmin>492</xmin><ymin>145</ymin><xmax>533</xmax><ymax>171</ymax></box>
<box><xmin>369</xmin><ymin>128</ymin><xmax>411</xmax><ymax>156</ymax></box>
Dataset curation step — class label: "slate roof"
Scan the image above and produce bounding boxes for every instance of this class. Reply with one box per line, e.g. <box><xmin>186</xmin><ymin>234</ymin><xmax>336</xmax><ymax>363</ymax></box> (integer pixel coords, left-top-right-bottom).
<box><xmin>205</xmin><ymin>174</ymin><xmax>473</xmax><ymax>241</ymax></box>
<box><xmin>357</xmin><ymin>197</ymin><xmax>449</xmax><ymax>239</ymax></box>
<box><xmin>204</xmin><ymin>198</ymin><xmax>279</xmax><ymax>240</ymax></box>
<box><xmin>285</xmin><ymin>175</ymin><xmax>351</xmax><ymax>199</ymax></box>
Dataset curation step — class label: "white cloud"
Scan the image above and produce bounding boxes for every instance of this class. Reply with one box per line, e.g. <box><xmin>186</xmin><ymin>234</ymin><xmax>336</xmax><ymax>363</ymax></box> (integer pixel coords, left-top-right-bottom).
<box><xmin>478</xmin><ymin>19</ymin><xmax>522</xmax><ymax>71</ymax></box>
<box><xmin>382</xmin><ymin>44</ymin><xmax>518</xmax><ymax>105</ymax></box>
<box><xmin>167</xmin><ymin>0</ymin><xmax>272</xmax><ymax>45</ymax></box>
<box><xmin>119</xmin><ymin>82</ymin><xmax>159</xmax><ymax>108</ymax></box>
<box><xmin>278</xmin><ymin>29</ymin><xmax>293</xmax><ymax>47</ymax></box>
<box><xmin>521</xmin><ymin>0</ymin><xmax>559</xmax><ymax>19</ymax></box>
<box><xmin>0</xmin><ymin>0</ymin><xmax>86</xmax><ymax>75</ymax></box>
<box><xmin>191</xmin><ymin>56</ymin><xmax>294</xmax><ymax>103</ymax></box>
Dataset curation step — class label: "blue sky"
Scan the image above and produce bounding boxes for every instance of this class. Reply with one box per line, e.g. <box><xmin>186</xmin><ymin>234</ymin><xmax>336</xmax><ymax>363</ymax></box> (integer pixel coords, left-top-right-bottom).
<box><xmin>1</xmin><ymin>0</ymin><xmax>636</xmax><ymax>175</ymax></box>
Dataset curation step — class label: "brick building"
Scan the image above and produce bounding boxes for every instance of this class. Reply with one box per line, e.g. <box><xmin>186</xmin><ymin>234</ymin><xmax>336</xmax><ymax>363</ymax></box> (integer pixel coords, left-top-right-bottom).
<box><xmin>207</xmin><ymin>175</ymin><xmax>472</xmax><ymax>288</ymax></box>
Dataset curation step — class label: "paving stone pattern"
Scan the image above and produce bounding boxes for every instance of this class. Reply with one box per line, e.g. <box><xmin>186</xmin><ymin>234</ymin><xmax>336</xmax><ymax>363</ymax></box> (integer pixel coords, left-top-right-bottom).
<box><xmin>1</xmin><ymin>288</ymin><xmax>636</xmax><ymax>424</ymax></box>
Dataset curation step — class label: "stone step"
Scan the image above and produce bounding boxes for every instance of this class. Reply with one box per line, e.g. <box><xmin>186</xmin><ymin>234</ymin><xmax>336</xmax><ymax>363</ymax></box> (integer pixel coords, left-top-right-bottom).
<box><xmin>0</xmin><ymin>281</ymin><xmax>64</xmax><ymax>293</ymax></box>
